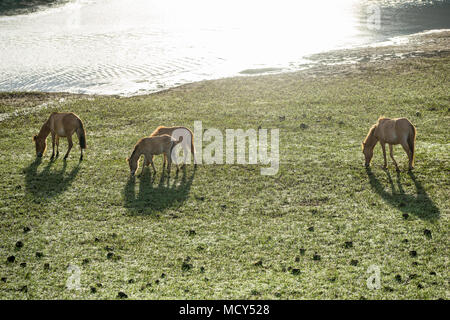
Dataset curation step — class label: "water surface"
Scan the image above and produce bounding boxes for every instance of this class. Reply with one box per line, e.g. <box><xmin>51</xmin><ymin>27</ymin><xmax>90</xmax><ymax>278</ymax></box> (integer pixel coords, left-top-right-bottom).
<box><xmin>0</xmin><ymin>0</ymin><xmax>449</xmax><ymax>95</ymax></box>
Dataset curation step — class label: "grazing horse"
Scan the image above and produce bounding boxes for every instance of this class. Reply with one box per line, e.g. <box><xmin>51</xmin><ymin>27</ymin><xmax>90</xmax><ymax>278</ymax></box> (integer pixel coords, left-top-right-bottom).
<box><xmin>33</xmin><ymin>112</ymin><xmax>87</xmax><ymax>161</ymax></box>
<box><xmin>362</xmin><ymin>117</ymin><xmax>416</xmax><ymax>170</ymax></box>
<box><xmin>150</xmin><ymin>126</ymin><xmax>197</xmax><ymax>166</ymax></box>
<box><xmin>127</xmin><ymin>134</ymin><xmax>183</xmax><ymax>176</ymax></box>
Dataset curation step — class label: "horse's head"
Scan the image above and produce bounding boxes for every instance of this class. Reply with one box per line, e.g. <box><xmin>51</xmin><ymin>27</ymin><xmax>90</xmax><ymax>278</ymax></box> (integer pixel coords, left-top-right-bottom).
<box><xmin>126</xmin><ymin>156</ymin><xmax>138</xmax><ymax>176</ymax></box>
<box><xmin>362</xmin><ymin>142</ymin><xmax>373</xmax><ymax>167</ymax></box>
<box><xmin>33</xmin><ymin>135</ymin><xmax>47</xmax><ymax>158</ymax></box>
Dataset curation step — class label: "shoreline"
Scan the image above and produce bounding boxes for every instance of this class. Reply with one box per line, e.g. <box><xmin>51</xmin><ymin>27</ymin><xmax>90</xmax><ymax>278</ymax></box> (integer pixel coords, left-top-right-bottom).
<box><xmin>0</xmin><ymin>30</ymin><xmax>449</xmax><ymax>102</ymax></box>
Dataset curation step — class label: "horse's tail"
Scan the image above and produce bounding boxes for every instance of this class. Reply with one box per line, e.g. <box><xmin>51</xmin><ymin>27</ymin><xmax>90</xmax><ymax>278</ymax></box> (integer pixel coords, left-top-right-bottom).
<box><xmin>76</xmin><ymin>118</ymin><xmax>87</xmax><ymax>149</ymax></box>
<box><xmin>407</xmin><ymin>122</ymin><xmax>416</xmax><ymax>167</ymax></box>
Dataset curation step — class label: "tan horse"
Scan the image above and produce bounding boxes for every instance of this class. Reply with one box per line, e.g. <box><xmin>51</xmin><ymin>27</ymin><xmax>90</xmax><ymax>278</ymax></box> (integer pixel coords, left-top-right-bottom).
<box><xmin>150</xmin><ymin>126</ymin><xmax>197</xmax><ymax>166</ymax></box>
<box><xmin>127</xmin><ymin>134</ymin><xmax>183</xmax><ymax>176</ymax></box>
<box><xmin>362</xmin><ymin>117</ymin><xmax>416</xmax><ymax>170</ymax></box>
<box><xmin>33</xmin><ymin>112</ymin><xmax>87</xmax><ymax>161</ymax></box>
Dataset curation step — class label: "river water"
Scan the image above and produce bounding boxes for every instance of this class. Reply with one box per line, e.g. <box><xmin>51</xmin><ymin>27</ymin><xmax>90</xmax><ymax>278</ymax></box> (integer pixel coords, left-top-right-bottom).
<box><xmin>0</xmin><ymin>0</ymin><xmax>449</xmax><ymax>95</ymax></box>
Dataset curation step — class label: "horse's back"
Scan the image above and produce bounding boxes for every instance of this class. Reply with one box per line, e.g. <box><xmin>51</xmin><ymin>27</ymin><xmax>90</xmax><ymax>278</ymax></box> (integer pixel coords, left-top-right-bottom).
<box><xmin>49</xmin><ymin>112</ymin><xmax>81</xmax><ymax>136</ymax></box>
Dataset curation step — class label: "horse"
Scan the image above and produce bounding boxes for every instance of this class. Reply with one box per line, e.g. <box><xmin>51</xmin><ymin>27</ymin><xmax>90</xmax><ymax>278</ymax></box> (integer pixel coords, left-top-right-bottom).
<box><xmin>126</xmin><ymin>134</ymin><xmax>183</xmax><ymax>176</ymax></box>
<box><xmin>33</xmin><ymin>112</ymin><xmax>87</xmax><ymax>161</ymax></box>
<box><xmin>362</xmin><ymin>117</ymin><xmax>416</xmax><ymax>170</ymax></box>
<box><xmin>150</xmin><ymin>126</ymin><xmax>197</xmax><ymax>166</ymax></box>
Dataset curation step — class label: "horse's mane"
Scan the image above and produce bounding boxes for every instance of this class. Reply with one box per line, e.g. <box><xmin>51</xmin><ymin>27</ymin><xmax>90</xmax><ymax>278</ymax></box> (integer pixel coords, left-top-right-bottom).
<box><xmin>150</xmin><ymin>126</ymin><xmax>166</xmax><ymax>137</ymax></box>
<box><xmin>362</xmin><ymin>124</ymin><xmax>377</xmax><ymax>147</ymax></box>
<box><xmin>128</xmin><ymin>138</ymin><xmax>145</xmax><ymax>161</ymax></box>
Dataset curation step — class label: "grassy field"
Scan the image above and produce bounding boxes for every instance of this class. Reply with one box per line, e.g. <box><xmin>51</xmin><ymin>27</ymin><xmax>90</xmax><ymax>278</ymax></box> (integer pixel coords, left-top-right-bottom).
<box><xmin>0</xmin><ymin>50</ymin><xmax>448</xmax><ymax>299</ymax></box>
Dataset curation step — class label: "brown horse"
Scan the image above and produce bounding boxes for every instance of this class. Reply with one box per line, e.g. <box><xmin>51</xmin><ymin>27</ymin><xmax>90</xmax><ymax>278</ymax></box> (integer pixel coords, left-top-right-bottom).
<box><xmin>33</xmin><ymin>112</ymin><xmax>87</xmax><ymax>161</ymax></box>
<box><xmin>150</xmin><ymin>126</ymin><xmax>197</xmax><ymax>166</ymax></box>
<box><xmin>362</xmin><ymin>117</ymin><xmax>416</xmax><ymax>170</ymax></box>
<box><xmin>127</xmin><ymin>134</ymin><xmax>183</xmax><ymax>176</ymax></box>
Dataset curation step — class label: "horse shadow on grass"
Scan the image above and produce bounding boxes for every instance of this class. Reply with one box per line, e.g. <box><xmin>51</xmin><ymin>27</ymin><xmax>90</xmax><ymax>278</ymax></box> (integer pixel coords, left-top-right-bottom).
<box><xmin>24</xmin><ymin>158</ymin><xmax>81</xmax><ymax>199</ymax></box>
<box><xmin>365</xmin><ymin>167</ymin><xmax>440</xmax><ymax>221</ymax></box>
<box><xmin>123</xmin><ymin>166</ymin><xmax>196</xmax><ymax>215</ymax></box>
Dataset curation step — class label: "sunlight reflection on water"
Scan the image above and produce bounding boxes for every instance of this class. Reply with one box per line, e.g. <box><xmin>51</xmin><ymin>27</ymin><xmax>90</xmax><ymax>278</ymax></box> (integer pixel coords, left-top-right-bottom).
<box><xmin>0</xmin><ymin>0</ymin><xmax>449</xmax><ymax>95</ymax></box>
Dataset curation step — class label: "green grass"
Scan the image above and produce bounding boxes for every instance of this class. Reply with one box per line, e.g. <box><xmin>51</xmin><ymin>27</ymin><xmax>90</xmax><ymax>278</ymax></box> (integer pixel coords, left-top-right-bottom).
<box><xmin>0</xmin><ymin>54</ymin><xmax>448</xmax><ymax>300</ymax></box>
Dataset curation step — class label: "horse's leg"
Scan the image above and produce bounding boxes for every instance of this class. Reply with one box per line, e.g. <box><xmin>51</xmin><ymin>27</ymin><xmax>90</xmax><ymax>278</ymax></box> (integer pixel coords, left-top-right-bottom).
<box><xmin>167</xmin><ymin>152</ymin><xmax>172</xmax><ymax>175</ymax></box>
<box><xmin>55</xmin><ymin>135</ymin><xmax>59</xmax><ymax>157</ymax></box>
<box><xmin>389</xmin><ymin>144</ymin><xmax>399</xmax><ymax>171</ymax></box>
<box><xmin>400</xmin><ymin>141</ymin><xmax>413</xmax><ymax>170</ymax></box>
<box><xmin>380</xmin><ymin>141</ymin><xmax>387</xmax><ymax>168</ymax></box>
<box><xmin>64</xmin><ymin>135</ymin><xmax>73</xmax><ymax>160</ymax></box>
<box><xmin>79</xmin><ymin>139</ymin><xmax>83</xmax><ymax>161</ymax></box>
<box><xmin>150</xmin><ymin>156</ymin><xmax>156</xmax><ymax>174</ymax></box>
<box><xmin>162</xmin><ymin>153</ymin><xmax>167</xmax><ymax>170</ymax></box>
<box><xmin>50</xmin><ymin>132</ymin><xmax>56</xmax><ymax>159</ymax></box>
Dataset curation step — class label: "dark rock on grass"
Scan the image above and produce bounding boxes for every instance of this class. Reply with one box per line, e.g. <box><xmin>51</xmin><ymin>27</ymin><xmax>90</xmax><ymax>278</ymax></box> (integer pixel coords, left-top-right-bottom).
<box><xmin>275</xmin><ymin>292</ymin><xmax>282</xmax><ymax>298</ymax></box>
<box><xmin>409</xmin><ymin>250</ymin><xmax>417</xmax><ymax>257</ymax></box>
<box><xmin>15</xmin><ymin>241</ymin><xmax>24</xmax><ymax>248</ymax></box>
<box><xmin>300</xmin><ymin>123</ymin><xmax>308</xmax><ymax>129</ymax></box>
<box><xmin>350</xmin><ymin>259</ymin><xmax>358</xmax><ymax>266</ymax></box>
<box><xmin>117</xmin><ymin>291</ymin><xmax>128</xmax><ymax>299</ymax></box>
<box><xmin>417</xmin><ymin>283</ymin><xmax>424</xmax><ymax>289</ymax></box>
<box><xmin>35</xmin><ymin>252</ymin><xmax>44</xmax><ymax>258</ymax></box>
<box><xmin>23</xmin><ymin>227</ymin><xmax>31</xmax><ymax>233</ymax></box>
<box><xmin>128</xmin><ymin>279</ymin><xmax>135</xmax><ymax>284</ymax></box>
<box><xmin>395</xmin><ymin>275</ymin><xmax>402</xmax><ymax>282</ymax></box>
<box><xmin>90</xmin><ymin>287</ymin><xmax>97</xmax><ymax>294</ymax></box>
<box><xmin>7</xmin><ymin>256</ymin><xmax>15</xmax><ymax>263</ymax></box>
<box><xmin>155</xmin><ymin>279</ymin><xmax>160</xmax><ymax>285</ymax></box>
<box><xmin>250</xmin><ymin>289</ymin><xmax>261</xmax><ymax>296</ymax></box>
<box><xmin>20</xmin><ymin>285</ymin><xmax>28</xmax><ymax>293</ymax></box>
<box><xmin>44</xmin><ymin>263</ymin><xmax>50</xmax><ymax>270</ymax></box>
<box><xmin>344</xmin><ymin>241</ymin><xmax>353</xmax><ymax>249</ymax></box>
<box><xmin>182</xmin><ymin>262</ymin><xmax>193</xmax><ymax>271</ymax></box>
<box><xmin>200</xmin><ymin>266</ymin><xmax>205</xmax><ymax>273</ymax></box>
<box><xmin>313</xmin><ymin>254</ymin><xmax>321</xmax><ymax>261</ymax></box>
<box><xmin>291</xmin><ymin>268</ymin><xmax>301</xmax><ymax>275</ymax></box>
<box><xmin>307</xmin><ymin>226</ymin><xmax>314</xmax><ymax>232</ymax></box>
<box><xmin>295</xmin><ymin>256</ymin><xmax>300</xmax><ymax>262</ymax></box>
<box><xmin>299</xmin><ymin>248</ymin><xmax>306</xmax><ymax>255</ymax></box>
<box><xmin>416</xmin><ymin>111</ymin><xmax>421</xmax><ymax>117</ymax></box>
<box><xmin>402</xmin><ymin>213</ymin><xmax>409</xmax><ymax>219</ymax></box>
<box><xmin>187</xmin><ymin>230</ymin><xmax>196</xmax><ymax>236</ymax></box>
<box><xmin>106</xmin><ymin>252</ymin><xmax>115</xmax><ymax>259</ymax></box>
<box><xmin>254</xmin><ymin>260</ymin><xmax>263</xmax><ymax>267</ymax></box>
<box><xmin>408</xmin><ymin>274</ymin><xmax>418</xmax><ymax>280</ymax></box>
<box><xmin>423</xmin><ymin>229</ymin><xmax>432</xmax><ymax>239</ymax></box>
<box><xmin>94</xmin><ymin>237</ymin><xmax>100</xmax><ymax>242</ymax></box>
<box><xmin>430</xmin><ymin>271</ymin><xmax>436</xmax><ymax>276</ymax></box>
<box><xmin>1</xmin><ymin>277</ymin><xmax>6</xmax><ymax>283</ymax></box>
<box><xmin>402</xmin><ymin>239</ymin><xmax>409</xmax><ymax>243</ymax></box>
<box><xmin>82</xmin><ymin>258</ymin><xmax>90</xmax><ymax>265</ymax></box>
<box><xmin>20</xmin><ymin>262</ymin><xmax>26</xmax><ymax>268</ymax></box>
<box><xmin>160</xmin><ymin>273</ymin><xmax>166</xmax><ymax>279</ymax></box>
